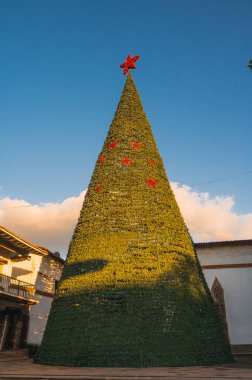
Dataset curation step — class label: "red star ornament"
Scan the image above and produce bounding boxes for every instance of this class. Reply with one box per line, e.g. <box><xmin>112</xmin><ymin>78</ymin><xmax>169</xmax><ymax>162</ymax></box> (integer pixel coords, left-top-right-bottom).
<box><xmin>149</xmin><ymin>159</ymin><xmax>156</xmax><ymax>165</ymax></box>
<box><xmin>120</xmin><ymin>55</ymin><xmax>140</xmax><ymax>75</ymax></box>
<box><xmin>122</xmin><ymin>157</ymin><xmax>132</xmax><ymax>165</ymax></box>
<box><xmin>95</xmin><ymin>185</ymin><xmax>102</xmax><ymax>192</ymax></box>
<box><xmin>98</xmin><ymin>155</ymin><xmax>105</xmax><ymax>163</ymax></box>
<box><xmin>132</xmin><ymin>141</ymin><xmax>141</xmax><ymax>149</ymax></box>
<box><xmin>109</xmin><ymin>141</ymin><xmax>117</xmax><ymax>149</ymax></box>
<box><xmin>147</xmin><ymin>178</ymin><xmax>157</xmax><ymax>188</ymax></box>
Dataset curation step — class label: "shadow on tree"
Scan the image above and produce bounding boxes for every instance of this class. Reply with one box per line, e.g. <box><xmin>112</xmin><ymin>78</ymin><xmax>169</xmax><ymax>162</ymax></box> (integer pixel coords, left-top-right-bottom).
<box><xmin>35</xmin><ymin>254</ymin><xmax>232</xmax><ymax>367</ymax></box>
<box><xmin>61</xmin><ymin>259</ymin><xmax>108</xmax><ymax>280</ymax></box>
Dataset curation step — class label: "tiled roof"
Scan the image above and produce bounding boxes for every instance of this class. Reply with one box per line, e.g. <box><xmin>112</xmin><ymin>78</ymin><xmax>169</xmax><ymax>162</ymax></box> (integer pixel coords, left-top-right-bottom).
<box><xmin>195</xmin><ymin>239</ymin><xmax>252</xmax><ymax>248</ymax></box>
<box><xmin>0</xmin><ymin>225</ymin><xmax>64</xmax><ymax>263</ymax></box>
<box><xmin>48</xmin><ymin>251</ymin><xmax>65</xmax><ymax>264</ymax></box>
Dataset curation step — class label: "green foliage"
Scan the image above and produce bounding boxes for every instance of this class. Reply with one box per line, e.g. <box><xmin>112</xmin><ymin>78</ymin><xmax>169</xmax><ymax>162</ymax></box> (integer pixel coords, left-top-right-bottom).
<box><xmin>35</xmin><ymin>73</ymin><xmax>232</xmax><ymax>367</ymax></box>
<box><xmin>248</xmin><ymin>60</ymin><xmax>252</xmax><ymax>71</ymax></box>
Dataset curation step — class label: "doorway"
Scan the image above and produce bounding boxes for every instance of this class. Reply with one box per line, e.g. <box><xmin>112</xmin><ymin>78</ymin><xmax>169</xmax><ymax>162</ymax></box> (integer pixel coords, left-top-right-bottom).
<box><xmin>0</xmin><ymin>308</ymin><xmax>29</xmax><ymax>350</ymax></box>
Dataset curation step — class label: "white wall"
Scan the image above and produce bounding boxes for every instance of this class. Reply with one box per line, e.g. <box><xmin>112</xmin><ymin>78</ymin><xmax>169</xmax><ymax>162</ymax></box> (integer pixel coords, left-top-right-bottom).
<box><xmin>27</xmin><ymin>294</ymin><xmax>53</xmax><ymax>345</ymax></box>
<box><xmin>27</xmin><ymin>255</ymin><xmax>62</xmax><ymax>345</ymax></box>
<box><xmin>0</xmin><ymin>240</ymin><xmax>63</xmax><ymax>346</ymax></box>
<box><xmin>197</xmin><ymin>245</ymin><xmax>252</xmax><ymax>345</ymax></box>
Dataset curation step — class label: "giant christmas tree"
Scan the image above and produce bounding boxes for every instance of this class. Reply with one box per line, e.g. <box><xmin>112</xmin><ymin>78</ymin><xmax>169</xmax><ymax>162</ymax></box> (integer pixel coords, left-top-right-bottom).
<box><xmin>35</xmin><ymin>59</ymin><xmax>232</xmax><ymax>367</ymax></box>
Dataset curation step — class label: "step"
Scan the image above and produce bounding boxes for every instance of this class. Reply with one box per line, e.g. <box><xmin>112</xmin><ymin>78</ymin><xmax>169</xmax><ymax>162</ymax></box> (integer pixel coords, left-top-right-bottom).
<box><xmin>0</xmin><ymin>349</ymin><xmax>28</xmax><ymax>358</ymax></box>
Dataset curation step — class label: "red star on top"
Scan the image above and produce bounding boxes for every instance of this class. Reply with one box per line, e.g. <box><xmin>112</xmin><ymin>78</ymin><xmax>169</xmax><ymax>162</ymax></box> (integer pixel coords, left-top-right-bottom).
<box><xmin>122</xmin><ymin>157</ymin><xmax>132</xmax><ymax>165</ymax></box>
<box><xmin>109</xmin><ymin>141</ymin><xmax>117</xmax><ymax>149</ymax></box>
<box><xmin>147</xmin><ymin>179</ymin><xmax>157</xmax><ymax>188</ymax></box>
<box><xmin>132</xmin><ymin>141</ymin><xmax>141</xmax><ymax>149</ymax></box>
<box><xmin>98</xmin><ymin>155</ymin><xmax>105</xmax><ymax>163</ymax></box>
<box><xmin>120</xmin><ymin>55</ymin><xmax>140</xmax><ymax>75</ymax></box>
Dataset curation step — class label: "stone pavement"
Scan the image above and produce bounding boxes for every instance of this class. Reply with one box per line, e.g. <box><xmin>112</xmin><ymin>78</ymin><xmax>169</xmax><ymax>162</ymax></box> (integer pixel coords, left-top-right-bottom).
<box><xmin>0</xmin><ymin>355</ymin><xmax>252</xmax><ymax>380</ymax></box>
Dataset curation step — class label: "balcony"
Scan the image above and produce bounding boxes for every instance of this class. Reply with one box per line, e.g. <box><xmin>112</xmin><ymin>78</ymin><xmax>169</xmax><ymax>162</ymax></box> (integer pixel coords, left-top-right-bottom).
<box><xmin>0</xmin><ymin>274</ymin><xmax>37</xmax><ymax>304</ymax></box>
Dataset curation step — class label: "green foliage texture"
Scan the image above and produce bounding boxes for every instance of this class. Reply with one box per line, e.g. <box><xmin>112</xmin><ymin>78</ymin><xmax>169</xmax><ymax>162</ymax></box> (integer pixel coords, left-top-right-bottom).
<box><xmin>35</xmin><ymin>73</ymin><xmax>232</xmax><ymax>367</ymax></box>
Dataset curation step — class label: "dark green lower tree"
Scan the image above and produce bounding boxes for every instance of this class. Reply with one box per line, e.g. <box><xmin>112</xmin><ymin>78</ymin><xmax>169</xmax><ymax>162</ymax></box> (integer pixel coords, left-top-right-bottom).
<box><xmin>35</xmin><ymin>72</ymin><xmax>232</xmax><ymax>367</ymax></box>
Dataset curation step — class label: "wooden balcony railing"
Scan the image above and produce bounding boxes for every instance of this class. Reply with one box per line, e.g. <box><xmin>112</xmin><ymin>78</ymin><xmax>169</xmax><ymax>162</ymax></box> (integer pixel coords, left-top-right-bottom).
<box><xmin>0</xmin><ymin>273</ymin><xmax>35</xmax><ymax>299</ymax></box>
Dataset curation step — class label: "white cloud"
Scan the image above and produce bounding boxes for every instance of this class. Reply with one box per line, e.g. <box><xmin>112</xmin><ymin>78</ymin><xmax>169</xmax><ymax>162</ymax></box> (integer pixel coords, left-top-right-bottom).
<box><xmin>0</xmin><ymin>192</ymin><xmax>86</xmax><ymax>257</ymax></box>
<box><xmin>0</xmin><ymin>184</ymin><xmax>252</xmax><ymax>258</ymax></box>
<box><xmin>171</xmin><ymin>183</ymin><xmax>252</xmax><ymax>242</ymax></box>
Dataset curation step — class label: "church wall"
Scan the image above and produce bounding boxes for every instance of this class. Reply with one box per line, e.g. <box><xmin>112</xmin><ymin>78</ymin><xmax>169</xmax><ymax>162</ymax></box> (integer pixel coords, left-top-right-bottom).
<box><xmin>197</xmin><ymin>245</ymin><xmax>252</xmax><ymax>345</ymax></box>
<box><xmin>197</xmin><ymin>245</ymin><xmax>252</xmax><ymax>266</ymax></box>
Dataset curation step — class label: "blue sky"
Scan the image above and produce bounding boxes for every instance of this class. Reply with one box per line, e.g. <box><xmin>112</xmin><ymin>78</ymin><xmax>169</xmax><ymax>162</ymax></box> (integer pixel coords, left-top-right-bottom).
<box><xmin>1</xmin><ymin>0</ymin><xmax>251</xmax><ymax>217</ymax></box>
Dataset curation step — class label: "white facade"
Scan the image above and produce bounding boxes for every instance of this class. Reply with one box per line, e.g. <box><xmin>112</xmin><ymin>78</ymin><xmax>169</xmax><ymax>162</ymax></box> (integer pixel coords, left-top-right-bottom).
<box><xmin>0</xmin><ymin>226</ymin><xmax>63</xmax><ymax>349</ymax></box>
<box><xmin>27</xmin><ymin>254</ymin><xmax>62</xmax><ymax>345</ymax></box>
<box><xmin>196</xmin><ymin>242</ymin><xmax>252</xmax><ymax>346</ymax></box>
<box><xmin>28</xmin><ymin>293</ymin><xmax>53</xmax><ymax>345</ymax></box>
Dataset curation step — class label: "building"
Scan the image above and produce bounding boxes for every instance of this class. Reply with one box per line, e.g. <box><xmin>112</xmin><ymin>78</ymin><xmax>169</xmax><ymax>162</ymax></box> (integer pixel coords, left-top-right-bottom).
<box><xmin>196</xmin><ymin>240</ymin><xmax>252</xmax><ymax>354</ymax></box>
<box><xmin>0</xmin><ymin>226</ymin><xmax>64</xmax><ymax>350</ymax></box>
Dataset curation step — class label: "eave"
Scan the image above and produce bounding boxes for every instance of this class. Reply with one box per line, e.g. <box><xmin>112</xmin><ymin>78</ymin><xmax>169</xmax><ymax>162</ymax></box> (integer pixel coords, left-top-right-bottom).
<box><xmin>195</xmin><ymin>239</ymin><xmax>252</xmax><ymax>249</ymax></box>
<box><xmin>0</xmin><ymin>226</ymin><xmax>48</xmax><ymax>257</ymax></box>
<box><xmin>0</xmin><ymin>290</ymin><xmax>38</xmax><ymax>305</ymax></box>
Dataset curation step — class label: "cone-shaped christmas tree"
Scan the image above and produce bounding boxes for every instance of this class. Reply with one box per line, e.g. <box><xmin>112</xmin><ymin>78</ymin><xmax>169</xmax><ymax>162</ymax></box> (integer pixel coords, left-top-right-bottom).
<box><xmin>35</xmin><ymin>71</ymin><xmax>232</xmax><ymax>367</ymax></box>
